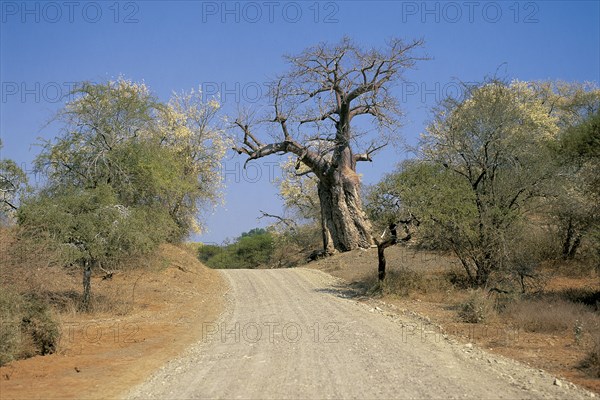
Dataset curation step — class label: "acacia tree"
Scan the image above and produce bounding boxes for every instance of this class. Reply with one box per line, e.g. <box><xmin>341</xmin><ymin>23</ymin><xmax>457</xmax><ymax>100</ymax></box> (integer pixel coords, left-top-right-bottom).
<box><xmin>234</xmin><ymin>37</ymin><xmax>425</xmax><ymax>253</ymax></box>
<box><xmin>18</xmin><ymin>183</ymin><xmax>174</xmax><ymax>310</ymax></box>
<box><xmin>276</xmin><ymin>157</ymin><xmax>321</xmax><ymax>223</ymax></box>
<box><xmin>420</xmin><ymin>80</ymin><xmax>561</xmax><ymax>286</ymax></box>
<box><xmin>35</xmin><ymin>79</ymin><xmax>228</xmax><ymax>238</ymax></box>
<box><xmin>0</xmin><ymin>140</ymin><xmax>28</xmax><ymax>223</ymax></box>
<box><xmin>535</xmin><ymin>83</ymin><xmax>600</xmax><ymax>259</ymax></box>
<box><xmin>365</xmin><ymin>159</ymin><xmax>473</xmax><ymax>250</ymax></box>
<box><xmin>20</xmin><ymin>78</ymin><xmax>228</xmax><ymax>310</ymax></box>
<box><xmin>367</xmin><ymin>80</ymin><xmax>599</xmax><ymax>287</ymax></box>
<box><xmin>554</xmin><ymin>109</ymin><xmax>600</xmax><ymax>261</ymax></box>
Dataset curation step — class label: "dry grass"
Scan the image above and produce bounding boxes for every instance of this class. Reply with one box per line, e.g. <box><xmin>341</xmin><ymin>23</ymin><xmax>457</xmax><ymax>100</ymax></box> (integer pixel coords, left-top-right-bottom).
<box><xmin>504</xmin><ymin>298</ymin><xmax>599</xmax><ymax>334</ymax></box>
<box><xmin>0</xmin><ymin>289</ymin><xmax>23</xmax><ymax>365</ymax></box>
<box><xmin>458</xmin><ymin>289</ymin><xmax>497</xmax><ymax>323</ymax></box>
<box><xmin>580</xmin><ymin>333</ymin><xmax>600</xmax><ymax>378</ymax></box>
<box><xmin>0</xmin><ymin>241</ymin><xmax>226</xmax><ymax>400</ymax></box>
<box><xmin>1</xmin><ymin>228</ymin><xmax>64</xmax><ymax>365</ymax></box>
<box><xmin>382</xmin><ymin>268</ymin><xmax>454</xmax><ymax>300</ymax></box>
<box><xmin>546</xmin><ymin>258</ymin><xmax>600</xmax><ymax>278</ymax></box>
<box><xmin>0</xmin><ymin>227</ymin><xmax>177</xmax><ymax>365</ymax></box>
<box><xmin>0</xmin><ymin>289</ymin><xmax>61</xmax><ymax>366</ymax></box>
<box><xmin>502</xmin><ymin>288</ymin><xmax>600</xmax><ymax>380</ymax></box>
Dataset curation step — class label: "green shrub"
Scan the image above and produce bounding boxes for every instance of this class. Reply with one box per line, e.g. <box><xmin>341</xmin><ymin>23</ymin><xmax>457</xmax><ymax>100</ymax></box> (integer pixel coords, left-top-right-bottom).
<box><xmin>234</xmin><ymin>231</ymin><xmax>274</xmax><ymax>268</ymax></box>
<box><xmin>200</xmin><ymin>229</ymin><xmax>275</xmax><ymax>269</ymax></box>
<box><xmin>197</xmin><ymin>244</ymin><xmax>222</xmax><ymax>264</ymax></box>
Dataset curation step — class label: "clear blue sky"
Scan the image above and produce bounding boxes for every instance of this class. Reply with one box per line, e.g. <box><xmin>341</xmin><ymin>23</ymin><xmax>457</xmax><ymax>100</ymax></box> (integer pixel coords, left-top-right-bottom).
<box><xmin>1</xmin><ymin>0</ymin><xmax>599</xmax><ymax>244</ymax></box>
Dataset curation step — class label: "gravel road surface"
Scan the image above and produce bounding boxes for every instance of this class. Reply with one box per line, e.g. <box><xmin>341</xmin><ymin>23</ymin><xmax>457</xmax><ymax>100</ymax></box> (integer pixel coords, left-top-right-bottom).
<box><xmin>127</xmin><ymin>268</ymin><xmax>595</xmax><ymax>399</ymax></box>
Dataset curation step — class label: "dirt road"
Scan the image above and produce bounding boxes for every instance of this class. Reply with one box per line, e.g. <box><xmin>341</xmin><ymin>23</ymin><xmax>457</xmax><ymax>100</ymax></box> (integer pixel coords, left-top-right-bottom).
<box><xmin>127</xmin><ymin>268</ymin><xmax>594</xmax><ymax>399</ymax></box>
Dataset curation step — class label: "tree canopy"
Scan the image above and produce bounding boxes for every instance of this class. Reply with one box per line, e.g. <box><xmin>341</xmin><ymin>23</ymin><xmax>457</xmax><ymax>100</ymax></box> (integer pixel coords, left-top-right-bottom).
<box><xmin>0</xmin><ymin>140</ymin><xmax>28</xmax><ymax>224</ymax></box>
<box><xmin>367</xmin><ymin>79</ymin><xmax>600</xmax><ymax>287</ymax></box>
<box><xmin>17</xmin><ymin>78</ymin><xmax>228</xmax><ymax>309</ymax></box>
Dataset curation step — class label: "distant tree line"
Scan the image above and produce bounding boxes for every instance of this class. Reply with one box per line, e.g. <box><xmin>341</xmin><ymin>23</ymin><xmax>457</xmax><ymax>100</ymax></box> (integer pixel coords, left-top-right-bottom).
<box><xmin>197</xmin><ymin>228</ymin><xmax>275</xmax><ymax>269</ymax></box>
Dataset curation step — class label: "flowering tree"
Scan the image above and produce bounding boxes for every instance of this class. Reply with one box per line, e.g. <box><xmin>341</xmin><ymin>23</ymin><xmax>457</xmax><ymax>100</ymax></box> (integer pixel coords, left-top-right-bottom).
<box><xmin>21</xmin><ymin>78</ymin><xmax>229</xmax><ymax>309</ymax></box>
<box><xmin>36</xmin><ymin>78</ymin><xmax>229</xmax><ymax>237</ymax></box>
<box><xmin>0</xmin><ymin>140</ymin><xmax>28</xmax><ymax>223</ymax></box>
<box><xmin>420</xmin><ymin>79</ymin><xmax>596</xmax><ymax>286</ymax></box>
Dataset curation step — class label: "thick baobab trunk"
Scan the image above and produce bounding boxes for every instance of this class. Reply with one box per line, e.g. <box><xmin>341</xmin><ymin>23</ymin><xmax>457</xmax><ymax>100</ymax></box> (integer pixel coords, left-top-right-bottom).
<box><xmin>318</xmin><ymin>166</ymin><xmax>374</xmax><ymax>253</ymax></box>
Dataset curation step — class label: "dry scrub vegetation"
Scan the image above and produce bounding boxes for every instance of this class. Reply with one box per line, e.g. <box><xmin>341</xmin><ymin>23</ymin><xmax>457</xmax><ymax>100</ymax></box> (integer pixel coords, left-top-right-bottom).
<box><xmin>0</xmin><ymin>227</ymin><xmax>225</xmax><ymax>400</ymax></box>
<box><xmin>1</xmin><ymin>227</ymin><xmax>64</xmax><ymax>365</ymax></box>
<box><xmin>308</xmin><ymin>245</ymin><xmax>600</xmax><ymax>392</ymax></box>
<box><xmin>1</xmin><ymin>226</ymin><xmax>153</xmax><ymax>365</ymax></box>
<box><xmin>1</xmin><ymin>226</ymin><xmax>156</xmax><ymax>313</ymax></box>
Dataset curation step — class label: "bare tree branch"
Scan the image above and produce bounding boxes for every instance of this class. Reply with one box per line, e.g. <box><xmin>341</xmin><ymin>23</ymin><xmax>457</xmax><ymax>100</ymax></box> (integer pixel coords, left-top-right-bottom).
<box><xmin>354</xmin><ymin>142</ymin><xmax>388</xmax><ymax>162</ymax></box>
<box><xmin>231</xmin><ymin>37</ymin><xmax>426</xmax><ymax>252</ymax></box>
<box><xmin>258</xmin><ymin>210</ymin><xmax>298</xmax><ymax>231</ymax></box>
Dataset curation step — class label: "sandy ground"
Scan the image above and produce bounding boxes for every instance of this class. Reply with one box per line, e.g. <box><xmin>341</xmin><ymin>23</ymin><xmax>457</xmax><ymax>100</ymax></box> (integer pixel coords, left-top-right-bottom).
<box><xmin>0</xmin><ymin>245</ymin><xmax>225</xmax><ymax>400</ymax></box>
<box><xmin>2</xmin><ymin>244</ymin><xmax>597</xmax><ymax>399</ymax></box>
<box><xmin>127</xmin><ymin>268</ymin><xmax>596</xmax><ymax>399</ymax></box>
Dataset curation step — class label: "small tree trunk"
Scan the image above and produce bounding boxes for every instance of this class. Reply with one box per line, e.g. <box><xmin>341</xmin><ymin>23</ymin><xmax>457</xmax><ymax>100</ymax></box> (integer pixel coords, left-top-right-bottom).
<box><xmin>561</xmin><ymin>218</ymin><xmax>583</xmax><ymax>260</ymax></box>
<box><xmin>562</xmin><ymin>218</ymin><xmax>575</xmax><ymax>260</ymax></box>
<box><xmin>377</xmin><ymin>246</ymin><xmax>386</xmax><ymax>281</ymax></box>
<box><xmin>81</xmin><ymin>260</ymin><xmax>92</xmax><ymax>312</ymax></box>
<box><xmin>474</xmin><ymin>259</ymin><xmax>491</xmax><ymax>287</ymax></box>
<box><xmin>567</xmin><ymin>234</ymin><xmax>582</xmax><ymax>260</ymax></box>
<box><xmin>377</xmin><ymin>224</ymin><xmax>398</xmax><ymax>281</ymax></box>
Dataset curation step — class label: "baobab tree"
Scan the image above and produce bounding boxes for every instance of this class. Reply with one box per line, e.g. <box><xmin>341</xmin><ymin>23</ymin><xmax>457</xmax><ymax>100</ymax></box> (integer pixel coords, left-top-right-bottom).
<box><xmin>234</xmin><ymin>37</ymin><xmax>425</xmax><ymax>253</ymax></box>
